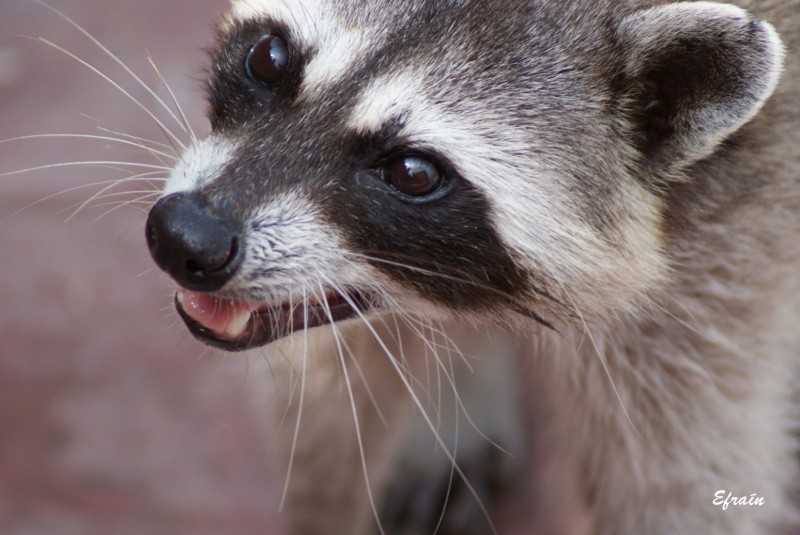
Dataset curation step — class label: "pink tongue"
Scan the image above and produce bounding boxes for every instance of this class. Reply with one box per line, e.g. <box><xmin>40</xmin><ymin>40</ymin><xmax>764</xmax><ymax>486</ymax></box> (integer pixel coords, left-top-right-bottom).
<box><xmin>179</xmin><ymin>291</ymin><xmax>262</xmax><ymax>334</ymax></box>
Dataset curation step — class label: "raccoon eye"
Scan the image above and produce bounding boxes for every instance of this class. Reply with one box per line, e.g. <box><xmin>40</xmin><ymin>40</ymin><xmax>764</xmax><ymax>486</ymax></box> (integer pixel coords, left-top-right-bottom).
<box><xmin>386</xmin><ymin>155</ymin><xmax>444</xmax><ymax>198</ymax></box>
<box><xmin>246</xmin><ymin>34</ymin><xmax>289</xmax><ymax>85</ymax></box>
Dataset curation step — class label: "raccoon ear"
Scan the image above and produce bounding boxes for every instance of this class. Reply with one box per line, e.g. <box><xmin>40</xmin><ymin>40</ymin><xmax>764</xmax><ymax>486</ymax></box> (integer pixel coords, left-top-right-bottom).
<box><xmin>617</xmin><ymin>2</ymin><xmax>785</xmax><ymax>172</ymax></box>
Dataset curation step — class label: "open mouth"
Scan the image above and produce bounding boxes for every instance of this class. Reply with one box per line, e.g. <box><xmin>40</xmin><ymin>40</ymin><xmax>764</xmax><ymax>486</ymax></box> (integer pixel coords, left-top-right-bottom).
<box><xmin>175</xmin><ymin>289</ymin><xmax>373</xmax><ymax>352</ymax></box>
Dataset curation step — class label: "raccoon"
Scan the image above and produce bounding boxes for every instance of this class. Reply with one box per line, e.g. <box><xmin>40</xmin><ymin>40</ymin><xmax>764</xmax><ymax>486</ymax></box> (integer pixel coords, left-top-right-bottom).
<box><xmin>144</xmin><ymin>0</ymin><xmax>800</xmax><ymax>533</ymax></box>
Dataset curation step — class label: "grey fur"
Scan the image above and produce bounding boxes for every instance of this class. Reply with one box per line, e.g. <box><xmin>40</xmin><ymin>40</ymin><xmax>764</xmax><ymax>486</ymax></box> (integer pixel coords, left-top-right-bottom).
<box><xmin>149</xmin><ymin>0</ymin><xmax>800</xmax><ymax>533</ymax></box>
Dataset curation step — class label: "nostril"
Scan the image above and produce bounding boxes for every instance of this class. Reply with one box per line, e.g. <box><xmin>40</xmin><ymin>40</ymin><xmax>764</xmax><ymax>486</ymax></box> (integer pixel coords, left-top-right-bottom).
<box><xmin>145</xmin><ymin>193</ymin><xmax>245</xmax><ymax>292</ymax></box>
<box><xmin>224</xmin><ymin>236</ymin><xmax>240</xmax><ymax>270</ymax></box>
<box><xmin>185</xmin><ymin>236</ymin><xmax>238</xmax><ymax>275</ymax></box>
<box><xmin>185</xmin><ymin>259</ymin><xmax>204</xmax><ymax>276</ymax></box>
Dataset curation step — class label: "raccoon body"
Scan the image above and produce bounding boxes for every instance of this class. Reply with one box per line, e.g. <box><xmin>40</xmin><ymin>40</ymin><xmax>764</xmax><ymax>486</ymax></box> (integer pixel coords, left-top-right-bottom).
<box><xmin>144</xmin><ymin>0</ymin><xmax>800</xmax><ymax>533</ymax></box>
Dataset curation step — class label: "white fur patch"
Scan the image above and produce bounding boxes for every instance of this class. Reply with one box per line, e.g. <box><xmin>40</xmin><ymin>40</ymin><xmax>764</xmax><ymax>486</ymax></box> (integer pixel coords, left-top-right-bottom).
<box><xmin>347</xmin><ymin>71</ymin><xmax>424</xmax><ymax>133</ymax></box>
<box><xmin>230</xmin><ymin>0</ymin><xmax>306</xmax><ymax>31</ymax></box>
<box><xmin>302</xmin><ymin>28</ymin><xmax>373</xmax><ymax>94</ymax></box>
<box><xmin>238</xmin><ymin>193</ymin><xmax>376</xmax><ymax>300</ymax></box>
<box><xmin>163</xmin><ymin>135</ymin><xmax>235</xmax><ymax>196</ymax></box>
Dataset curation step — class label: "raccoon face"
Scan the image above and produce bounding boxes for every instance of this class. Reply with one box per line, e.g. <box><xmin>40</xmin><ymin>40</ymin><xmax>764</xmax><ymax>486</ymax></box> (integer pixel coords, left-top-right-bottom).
<box><xmin>145</xmin><ymin>0</ymin><xmax>784</xmax><ymax>351</ymax></box>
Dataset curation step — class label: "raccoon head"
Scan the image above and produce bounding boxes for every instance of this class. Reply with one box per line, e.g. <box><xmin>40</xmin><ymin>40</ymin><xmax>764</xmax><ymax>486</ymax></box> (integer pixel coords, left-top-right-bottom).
<box><xmin>145</xmin><ymin>0</ymin><xmax>784</xmax><ymax>351</ymax></box>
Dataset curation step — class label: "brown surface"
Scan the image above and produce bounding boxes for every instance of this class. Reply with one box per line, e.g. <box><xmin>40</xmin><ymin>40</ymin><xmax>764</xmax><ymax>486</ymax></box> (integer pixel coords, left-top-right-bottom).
<box><xmin>0</xmin><ymin>2</ymin><xmax>285</xmax><ymax>533</ymax></box>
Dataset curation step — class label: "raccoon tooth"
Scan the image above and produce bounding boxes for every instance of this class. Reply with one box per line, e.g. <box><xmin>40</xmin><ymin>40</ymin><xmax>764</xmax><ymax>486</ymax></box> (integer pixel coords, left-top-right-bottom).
<box><xmin>225</xmin><ymin>311</ymin><xmax>252</xmax><ymax>339</ymax></box>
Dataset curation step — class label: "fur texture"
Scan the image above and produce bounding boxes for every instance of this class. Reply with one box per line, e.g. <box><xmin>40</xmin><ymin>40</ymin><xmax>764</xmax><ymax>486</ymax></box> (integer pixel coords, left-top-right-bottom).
<box><xmin>145</xmin><ymin>1</ymin><xmax>800</xmax><ymax>533</ymax></box>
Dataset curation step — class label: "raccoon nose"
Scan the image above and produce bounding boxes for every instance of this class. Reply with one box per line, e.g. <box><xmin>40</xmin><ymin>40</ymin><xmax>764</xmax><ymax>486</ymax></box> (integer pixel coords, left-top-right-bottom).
<box><xmin>145</xmin><ymin>192</ymin><xmax>244</xmax><ymax>292</ymax></box>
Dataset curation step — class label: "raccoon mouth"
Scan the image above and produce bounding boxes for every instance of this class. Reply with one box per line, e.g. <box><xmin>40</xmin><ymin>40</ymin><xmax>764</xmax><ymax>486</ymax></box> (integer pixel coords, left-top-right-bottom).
<box><xmin>174</xmin><ymin>289</ymin><xmax>372</xmax><ymax>352</ymax></box>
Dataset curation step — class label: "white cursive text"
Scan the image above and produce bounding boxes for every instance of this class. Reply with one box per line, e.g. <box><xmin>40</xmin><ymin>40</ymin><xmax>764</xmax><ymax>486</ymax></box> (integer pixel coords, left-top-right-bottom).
<box><xmin>713</xmin><ymin>490</ymin><xmax>766</xmax><ymax>511</ymax></box>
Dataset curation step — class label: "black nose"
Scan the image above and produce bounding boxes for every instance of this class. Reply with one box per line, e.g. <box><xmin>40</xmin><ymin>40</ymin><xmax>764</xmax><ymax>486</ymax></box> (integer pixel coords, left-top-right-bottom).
<box><xmin>146</xmin><ymin>192</ymin><xmax>244</xmax><ymax>292</ymax></box>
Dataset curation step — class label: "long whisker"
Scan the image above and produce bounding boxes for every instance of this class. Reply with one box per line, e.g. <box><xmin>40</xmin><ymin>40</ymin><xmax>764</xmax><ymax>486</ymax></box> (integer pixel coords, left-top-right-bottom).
<box><xmin>1</xmin><ymin>174</ymin><xmax>164</xmax><ymax>224</ymax></box>
<box><xmin>0</xmin><ymin>161</ymin><xmax>169</xmax><ymax>178</ymax></box>
<box><xmin>78</xmin><ymin>189</ymin><xmax>161</xmax><ymax>201</ymax></box>
<box><xmin>351</xmin><ymin>251</ymin><xmax>558</xmax><ymax>328</ymax></box>
<box><xmin>64</xmin><ymin>189</ymin><xmax>160</xmax><ymax>210</ymax></box>
<box><xmin>332</xmin><ymin>327</ymin><xmax>390</xmax><ymax>429</ymax></box>
<box><xmin>385</xmin><ymin>304</ymin><xmax>514</xmax><ymax>456</ymax></box>
<box><xmin>386</xmin><ymin>313</ymin><xmax>440</xmax><ymax>409</ymax></box>
<box><xmin>88</xmin><ymin>120</ymin><xmax>176</xmax><ymax>152</ymax></box>
<box><xmin>378</xmin><ymin>291</ymin><xmax>474</xmax><ymax>372</ymax></box>
<box><xmin>74</xmin><ymin>113</ymin><xmax>181</xmax><ymax>167</ymax></box>
<box><xmin>373</xmin><ymin>293</ymin><xmax>474</xmax><ymax>421</ymax></box>
<box><xmin>365</xmin><ymin>308</ymin><xmax>439</xmax><ymax>408</ymax></box>
<box><xmin>279</xmin><ymin>287</ymin><xmax>310</xmax><ymax>512</ymax></box>
<box><xmin>26</xmin><ymin>35</ymin><xmax>187</xmax><ymax>152</ymax></box>
<box><xmin>146</xmin><ymin>56</ymin><xmax>197</xmax><ymax>144</ymax></box>
<box><xmin>352</xmin><ymin>252</ymin><xmax>511</xmax><ymax>297</ymax></box>
<box><xmin>432</xmin><ymin>341</ymin><xmax>461</xmax><ymax>534</ymax></box>
<box><xmin>328</xmin><ymin>280</ymin><xmax>499</xmax><ymax>535</ymax></box>
<box><xmin>34</xmin><ymin>0</ymin><xmax>193</xmax><ymax>145</ymax></box>
<box><xmin>92</xmin><ymin>0</ymin><xmax>197</xmax><ymax>144</ymax></box>
<box><xmin>318</xmin><ymin>281</ymin><xmax>386</xmax><ymax>535</ymax></box>
<box><xmin>65</xmin><ymin>170</ymin><xmax>166</xmax><ymax>222</ymax></box>
<box><xmin>390</xmin><ymin>313</ymin><xmax>445</xmax><ymax>407</ymax></box>
<box><xmin>87</xmin><ymin>192</ymin><xmax>162</xmax><ymax>222</ymax></box>
<box><xmin>0</xmin><ymin>133</ymin><xmax>177</xmax><ymax>162</ymax></box>
<box><xmin>269</xmin><ymin>347</ymin><xmax>303</xmax><ymax>445</ymax></box>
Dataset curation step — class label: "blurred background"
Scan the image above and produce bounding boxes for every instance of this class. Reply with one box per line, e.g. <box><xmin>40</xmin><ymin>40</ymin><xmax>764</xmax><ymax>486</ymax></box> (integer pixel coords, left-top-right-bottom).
<box><xmin>0</xmin><ymin>1</ymin><xmax>287</xmax><ymax>533</ymax></box>
<box><xmin>13</xmin><ymin>1</ymin><xmax>792</xmax><ymax>535</ymax></box>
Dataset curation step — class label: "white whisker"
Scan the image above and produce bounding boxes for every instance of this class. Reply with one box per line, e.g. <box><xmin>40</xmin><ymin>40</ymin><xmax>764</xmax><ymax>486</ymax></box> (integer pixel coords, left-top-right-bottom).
<box><xmin>0</xmin><ymin>133</ymin><xmax>177</xmax><ymax>162</ymax></box>
<box><xmin>366</xmin><ymin>307</ymin><xmax>437</xmax><ymax>408</ymax></box>
<box><xmin>279</xmin><ymin>287</ymin><xmax>310</xmax><ymax>512</ymax></box>
<box><xmin>146</xmin><ymin>56</ymin><xmax>197</xmax><ymax>144</ymax></box>
<box><xmin>64</xmin><ymin>171</ymin><xmax>165</xmax><ymax>222</ymax></box>
<box><xmin>92</xmin><ymin>123</ymin><xmax>175</xmax><ymax>152</ymax></box>
<box><xmin>87</xmin><ymin>192</ymin><xmax>161</xmax><ymax>222</ymax></box>
<box><xmin>394</xmin><ymin>311</ymin><xmax>514</xmax><ymax>457</ymax></box>
<box><xmin>34</xmin><ymin>0</ymin><xmax>193</xmax><ymax>145</ymax></box>
<box><xmin>28</xmin><ymin>35</ymin><xmax>187</xmax><ymax>152</ymax></box>
<box><xmin>1</xmin><ymin>175</ymin><xmax>163</xmax><ymax>224</ymax></box>
<box><xmin>331</xmin><ymin>325</ymin><xmax>390</xmax><ymax>429</ymax></box>
<box><xmin>0</xmin><ymin>161</ymin><xmax>169</xmax><ymax>178</ymax></box>
<box><xmin>327</xmin><ymin>280</ymin><xmax>499</xmax><ymax>535</ymax></box>
<box><xmin>432</xmin><ymin>347</ymin><xmax>461</xmax><ymax>534</ymax></box>
<box><xmin>66</xmin><ymin>190</ymin><xmax>161</xmax><ymax>204</ymax></box>
<box><xmin>318</xmin><ymin>283</ymin><xmax>386</xmax><ymax>535</ymax></box>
